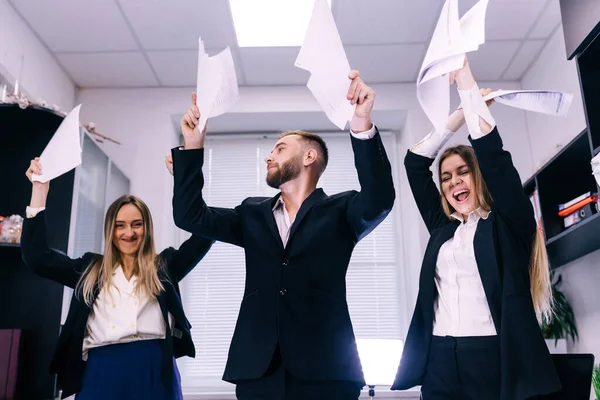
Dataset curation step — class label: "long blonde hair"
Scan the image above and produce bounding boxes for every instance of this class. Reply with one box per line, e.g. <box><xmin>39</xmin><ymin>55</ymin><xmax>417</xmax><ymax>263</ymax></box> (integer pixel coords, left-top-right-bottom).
<box><xmin>75</xmin><ymin>195</ymin><xmax>165</xmax><ymax>306</ymax></box>
<box><xmin>438</xmin><ymin>146</ymin><xmax>553</xmax><ymax>322</ymax></box>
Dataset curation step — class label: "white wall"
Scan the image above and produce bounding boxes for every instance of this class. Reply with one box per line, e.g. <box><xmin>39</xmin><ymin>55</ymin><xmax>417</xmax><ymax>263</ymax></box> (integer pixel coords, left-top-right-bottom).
<box><xmin>521</xmin><ymin>25</ymin><xmax>600</xmax><ymax>375</ymax></box>
<box><xmin>522</xmin><ymin>26</ymin><xmax>588</xmax><ymax>170</ymax></box>
<box><xmin>559</xmin><ymin>251</ymin><xmax>600</xmax><ymax>354</ymax></box>
<box><xmin>0</xmin><ymin>0</ymin><xmax>75</xmax><ymax>110</ymax></box>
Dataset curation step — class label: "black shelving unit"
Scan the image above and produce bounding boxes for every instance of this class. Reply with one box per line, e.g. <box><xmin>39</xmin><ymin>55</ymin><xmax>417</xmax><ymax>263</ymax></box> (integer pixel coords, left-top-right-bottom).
<box><xmin>523</xmin><ymin>129</ymin><xmax>599</xmax><ymax>268</ymax></box>
<box><xmin>0</xmin><ymin>104</ymin><xmax>75</xmax><ymax>400</ymax></box>
<box><xmin>523</xmin><ymin>9</ymin><xmax>600</xmax><ymax>269</ymax></box>
<box><xmin>0</xmin><ymin>242</ymin><xmax>20</xmax><ymax>248</ymax></box>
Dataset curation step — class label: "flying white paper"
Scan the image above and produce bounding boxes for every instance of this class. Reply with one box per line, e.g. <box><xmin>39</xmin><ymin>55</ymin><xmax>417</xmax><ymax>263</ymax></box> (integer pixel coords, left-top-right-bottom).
<box><xmin>417</xmin><ymin>0</ymin><xmax>490</xmax><ymax>133</ymax></box>
<box><xmin>32</xmin><ymin>104</ymin><xmax>82</xmax><ymax>183</ymax></box>
<box><xmin>592</xmin><ymin>152</ymin><xmax>600</xmax><ymax>172</ymax></box>
<box><xmin>295</xmin><ymin>0</ymin><xmax>354</xmax><ymax>130</ymax></box>
<box><xmin>196</xmin><ymin>38</ymin><xmax>240</xmax><ymax>130</ymax></box>
<box><xmin>209</xmin><ymin>47</ymin><xmax>240</xmax><ymax>118</ymax></box>
<box><xmin>483</xmin><ymin>89</ymin><xmax>573</xmax><ymax>116</ymax></box>
<box><xmin>591</xmin><ymin>152</ymin><xmax>600</xmax><ymax>187</ymax></box>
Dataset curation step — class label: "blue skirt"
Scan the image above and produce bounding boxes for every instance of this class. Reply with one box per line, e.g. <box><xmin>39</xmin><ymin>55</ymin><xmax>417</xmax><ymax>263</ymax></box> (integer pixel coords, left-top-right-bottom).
<box><xmin>75</xmin><ymin>339</ymin><xmax>183</xmax><ymax>400</ymax></box>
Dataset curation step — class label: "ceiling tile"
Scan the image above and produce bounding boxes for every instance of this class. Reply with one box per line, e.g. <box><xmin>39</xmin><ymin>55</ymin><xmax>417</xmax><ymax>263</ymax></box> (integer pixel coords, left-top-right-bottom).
<box><xmin>467</xmin><ymin>40</ymin><xmax>521</xmax><ymax>80</ymax></box>
<box><xmin>460</xmin><ymin>0</ymin><xmax>548</xmax><ymax>40</ymax></box>
<box><xmin>335</xmin><ymin>0</ymin><xmax>443</xmax><ymax>45</ymax></box>
<box><xmin>239</xmin><ymin>47</ymin><xmax>310</xmax><ymax>85</ymax></box>
<box><xmin>118</xmin><ymin>0</ymin><xmax>237</xmax><ymax>50</ymax></box>
<box><xmin>146</xmin><ymin>50</ymin><xmax>197</xmax><ymax>87</ymax></box>
<box><xmin>345</xmin><ymin>44</ymin><xmax>425</xmax><ymax>83</ymax></box>
<box><xmin>528</xmin><ymin>0</ymin><xmax>562</xmax><ymax>39</ymax></box>
<box><xmin>57</xmin><ymin>52</ymin><xmax>158</xmax><ymax>87</ymax></box>
<box><xmin>503</xmin><ymin>40</ymin><xmax>546</xmax><ymax>80</ymax></box>
<box><xmin>10</xmin><ymin>0</ymin><xmax>138</xmax><ymax>52</ymax></box>
<box><xmin>147</xmin><ymin>48</ymin><xmax>246</xmax><ymax>86</ymax></box>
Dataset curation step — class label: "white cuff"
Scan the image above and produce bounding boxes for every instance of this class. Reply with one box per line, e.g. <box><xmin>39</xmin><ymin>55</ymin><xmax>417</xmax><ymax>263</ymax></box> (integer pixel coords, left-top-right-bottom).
<box><xmin>458</xmin><ymin>84</ymin><xmax>496</xmax><ymax>139</ymax></box>
<box><xmin>410</xmin><ymin>128</ymin><xmax>454</xmax><ymax>159</ymax></box>
<box><xmin>350</xmin><ymin>125</ymin><xmax>377</xmax><ymax>140</ymax></box>
<box><xmin>26</xmin><ymin>206</ymin><xmax>45</xmax><ymax>218</ymax></box>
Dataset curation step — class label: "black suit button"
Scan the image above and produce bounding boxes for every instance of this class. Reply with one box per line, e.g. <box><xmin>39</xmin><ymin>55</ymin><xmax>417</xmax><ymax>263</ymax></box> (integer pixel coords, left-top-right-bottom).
<box><xmin>282</xmin><ymin>261</ymin><xmax>288</xmax><ymax>267</ymax></box>
<box><xmin>279</xmin><ymin>288</ymin><xmax>287</xmax><ymax>296</ymax></box>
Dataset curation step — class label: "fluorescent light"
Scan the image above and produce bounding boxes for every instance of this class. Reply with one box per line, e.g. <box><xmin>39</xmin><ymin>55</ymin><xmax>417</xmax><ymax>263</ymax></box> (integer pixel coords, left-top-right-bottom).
<box><xmin>356</xmin><ymin>339</ymin><xmax>404</xmax><ymax>386</ymax></box>
<box><xmin>229</xmin><ymin>0</ymin><xmax>332</xmax><ymax>47</ymax></box>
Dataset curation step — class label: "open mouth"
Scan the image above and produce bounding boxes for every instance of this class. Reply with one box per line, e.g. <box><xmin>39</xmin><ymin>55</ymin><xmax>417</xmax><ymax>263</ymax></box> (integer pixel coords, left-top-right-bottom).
<box><xmin>452</xmin><ymin>189</ymin><xmax>470</xmax><ymax>203</ymax></box>
<box><xmin>122</xmin><ymin>238</ymin><xmax>137</xmax><ymax>244</ymax></box>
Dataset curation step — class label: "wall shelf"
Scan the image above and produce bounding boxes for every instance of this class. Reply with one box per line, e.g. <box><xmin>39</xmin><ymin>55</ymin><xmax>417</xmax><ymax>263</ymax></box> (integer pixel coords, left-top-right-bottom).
<box><xmin>522</xmin><ymin>26</ymin><xmax>600</xmax><ymax>269</ymax></box>
<box><xmin>546</xmin><ymin>213</ymin><xmax>600</xmax><ymax>267</ymax></box>
<box><xmin>523</xmin><ymin>128</ymin><xmax>598</xmax><ymax>269</ymax></box>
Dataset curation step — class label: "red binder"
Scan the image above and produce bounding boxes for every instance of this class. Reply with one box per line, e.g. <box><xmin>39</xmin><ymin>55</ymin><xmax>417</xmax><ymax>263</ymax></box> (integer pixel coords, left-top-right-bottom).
<box><xmin>558</xmin><ymin>195</ymin><xmax>599</xmax><ymax>217</ymax></box>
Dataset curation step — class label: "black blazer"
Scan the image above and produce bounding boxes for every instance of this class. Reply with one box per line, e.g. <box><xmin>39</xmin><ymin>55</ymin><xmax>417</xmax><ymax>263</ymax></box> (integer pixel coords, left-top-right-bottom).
<box><xmin>171</xmin><ymin>131</ymin><xmax>395</xmax><ymax>385</ymax></box>
<box><xmin>392</xmin><ymin>128</ymin><xmax>561</xmax><ymax>400</ymax></box>
<box><xmin>20</xmin><ymin>211</ymin><xmax>214</xmax><ymax>399</ymax></box>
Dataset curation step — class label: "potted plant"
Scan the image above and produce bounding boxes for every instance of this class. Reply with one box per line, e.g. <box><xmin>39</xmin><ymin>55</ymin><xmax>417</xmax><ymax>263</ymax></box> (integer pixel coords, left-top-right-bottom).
<box><xmin>540</xmin><ymin>271</ymin><xmax>578</xmax><ymax>353</ymax></box>
<box><xmin>593</xmin><ymin>364</ymin><xmax>600</xmax><ymax>400</ymax></box>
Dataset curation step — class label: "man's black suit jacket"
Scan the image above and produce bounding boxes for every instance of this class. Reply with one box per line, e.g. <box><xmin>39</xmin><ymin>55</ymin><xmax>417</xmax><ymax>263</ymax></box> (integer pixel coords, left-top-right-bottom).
<box><xmin>171</xmin><ymin>130</ymin><xmax>395</xmax><ymax>386</ymax></box>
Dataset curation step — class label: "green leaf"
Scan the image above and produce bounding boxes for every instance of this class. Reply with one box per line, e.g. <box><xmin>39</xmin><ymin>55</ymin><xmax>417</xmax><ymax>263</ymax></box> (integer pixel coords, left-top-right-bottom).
<box><xmin>539</xmin><ymin>271</ymin><xmax>578</xmax><ymax>342</ymax></box>
<box><xmin>592</xmin><ymin>364</ymin><xmax>600</xmax><ymax>399</ymax></box>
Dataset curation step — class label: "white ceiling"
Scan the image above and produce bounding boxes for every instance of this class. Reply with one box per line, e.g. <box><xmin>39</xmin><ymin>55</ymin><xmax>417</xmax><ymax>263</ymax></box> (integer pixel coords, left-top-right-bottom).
<box><xmin>9</xmin><ymin>0</ymin><xmax>563</xmax><ymax>88</ymax></box>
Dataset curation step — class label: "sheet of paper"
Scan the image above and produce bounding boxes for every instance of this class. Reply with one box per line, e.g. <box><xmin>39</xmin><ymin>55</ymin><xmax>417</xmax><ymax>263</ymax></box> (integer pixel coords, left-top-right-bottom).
<box><xmin>209</xmin><ymin>47</ymin><xmax>240</xmax><ymax>118</ymax></box>
<box><xmin>591</xmin><ymin>151</ymin><xmax>600</xmax><ymax>175</ymax></box>
<box><xmin>32</xmin><ymin>104</ymin><xmax>82</xmax><ymax>183</ymax></box>
<box><xmin>307</xmin><ymin>75</ymin><xmax>353</xmax><ymax>130</ymax></box>
<box><xmin>419</xmin><ymin>0</ymin><xmax>461</xmax><ymax>80</ymax></box>
<box><xmin>458</xmin><ymin>0</ymin><xmax>489</xmax><ymax>53</ymax></box>
<box><xmin>295</xmin><ymin>0</ymin><xmax>354</xmax><ymax>130</ymax></box>
<box><xmin>196</xmin><ymin>38</ymin><xmax>240</xmax><ymax>130</ymax></box>
<box><xmin>196</xmin><ymin>40</ymin><xmax>219</xmax><ymax>131</ymax></box>
<box><xmin>483</xmin><ymin>89</ymin><xmax>573</xmax><ymax>116</ymax></box>
<box><xmin>417</xmin><ymin>0</ymin><xmax>489</xmax><ymax>133</ymax></box>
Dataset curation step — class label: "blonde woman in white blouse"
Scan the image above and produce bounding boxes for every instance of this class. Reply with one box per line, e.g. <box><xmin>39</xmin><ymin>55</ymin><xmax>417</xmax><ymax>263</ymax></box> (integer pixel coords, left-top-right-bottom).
<box><xmin>21</xmin><ymin>157</ymin><xmax>213</xmax><ymax>400</ymax></box>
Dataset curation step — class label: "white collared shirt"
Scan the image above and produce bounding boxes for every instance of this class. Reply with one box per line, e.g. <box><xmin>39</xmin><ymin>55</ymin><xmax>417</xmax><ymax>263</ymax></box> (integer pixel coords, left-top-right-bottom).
<box><xmin>272</xmin><ymin>197</ymin><xmax>294</xmax><ymax>247</ymax></box>
<box><xmin>82</xmin><ymin>266</ymin><xmax>174</xmax><ymax>359</ymax></box>
<box><xmin>432</xmin><ymin>208</ymin><xmax>497</xmax><ymax>337</ymax></box>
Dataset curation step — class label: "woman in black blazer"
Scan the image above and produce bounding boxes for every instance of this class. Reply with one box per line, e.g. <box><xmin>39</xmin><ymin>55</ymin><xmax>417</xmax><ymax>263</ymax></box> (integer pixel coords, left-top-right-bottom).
<box><xmin>392</xmin><ymin>57</ymin><xmax>560</xmax><ymax>400</ymax></box>
<box><xmin>21</xmin><ymin>157</ymin><xmax>213</xmax><ymax>400</ymax></box>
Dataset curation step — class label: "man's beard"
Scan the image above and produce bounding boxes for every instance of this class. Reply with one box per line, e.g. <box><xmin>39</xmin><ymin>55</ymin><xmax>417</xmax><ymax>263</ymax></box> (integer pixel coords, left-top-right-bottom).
<box><xmin>266</xmin><ymin>157</ymin><xmax>302</xmax><ymax>189</ymax></box>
